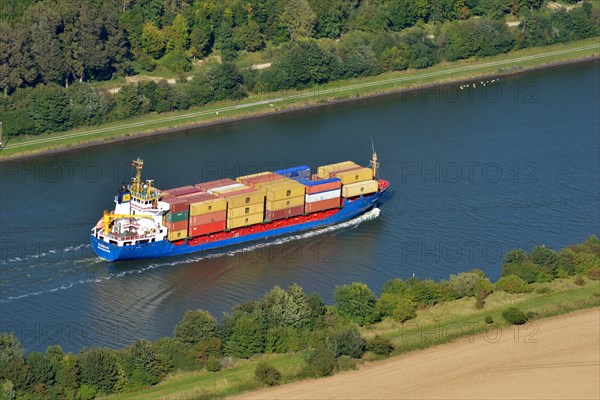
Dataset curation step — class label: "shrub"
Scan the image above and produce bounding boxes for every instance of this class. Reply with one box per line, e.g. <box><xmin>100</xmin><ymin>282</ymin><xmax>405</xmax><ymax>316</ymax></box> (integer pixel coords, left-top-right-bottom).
<box><xmin>335</xmin><ymin>355</ymin><xmax>356</xmax><ymax>372</ymax></box>
<box><xmin>449</xmin><ymin>272</ymin><xmax>483</xmax><ymax>298</ymax></box>
<box><xmin>502</xmin><ymin>261</ymin><xmax>541</xmax><ymax>283</ymax></box>
<box><xmin>586</xmin><ymin>267</ymin><xmax>600</xmax><ymax>281</ymax></box>
<box><xmin>304</xmin><ymin>346</ymin><xmax>337</xmax><ymax>377</ymax></box>
<box><xmin>366</xmin><ymin>335</ymin><xmax>394</xmax><ymax>356</ymax></box>
<box><xmin>255</xmin><ymin>362</ymin><xmax>282</xmax><ymax>386</ymax></box>
<box><xmin>495</xmin><ymin>275</ymin><xmax>532</xmax><ymax>294</ymax></box>
<box><xmin>484</xmin><ymin>315</ymin><xmax>494</xmax><ymax>324</ymax></box>
<box><xmin>333</xmin><ymin>282</ymin><xmax>379</xmax><ymax>325</ymax></box>
<box><xmin>205</xmin><ymin>356</ymin><xmax>221</xmax><ymax>372</ymax></box>
<box><xmin>195</xmin><ymin>337</ymin><xmax>222</xmax><ymax>364</ymax></box>
<box><xmin>375</xmin><ymin>293</ymin><xmax>417</xmax><ymax>322</ymax></box>
<box><xmin>502</xmin><ymin>307</ymin><xmax>528</xmax><ymax>325</ymax></box>
<box><xmin>173</xmin><ymin>310</ymin><xmax>218</xmax><ymax>345</ymax></box>
<box><xmin>405</xmin><ymin>278</ymin><xmax>442</xmax><ymax>306</ymax></box>
<box><xmin>325</xmin><ymin>326</ymin><xmax>365</xmax><ymax>359</ymax></box>
<box><xmin>574</xmin><ymin>276</ymin><xmax>586</xmax><ymax>286</ymax></box>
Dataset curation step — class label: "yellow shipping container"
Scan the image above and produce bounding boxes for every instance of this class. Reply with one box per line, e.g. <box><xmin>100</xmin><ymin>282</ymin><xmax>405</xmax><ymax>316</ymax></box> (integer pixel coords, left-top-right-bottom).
<box><xmin>227</xmin><ymin>213</ymin><xmax>264</xmax><ymax>229</ymax></box>
<box><xmin>225</xmin><ymin>190</ymin><xmax>265</xmax><ymax>208</ymax></box>
<box><xmin>342</xmin><ymin>180</ymin><xmax>379</xmax><ymax>198</ymax></box>
<box><xmin>317</xmin><ymin>161</ymin><xmax>357</xmax><ymax>179</ymax></box>
<box><xmin>227</xmin><ymin>202</ymin><xmax>265</xmax><ymax>218</ymax></box>
<box><xmin>167</xmin><ymin>229</ymin><xmax>188</xmax><ymax>241</ymax></box>
<box><xmin>189</xmin><ymin>198</ymin><xmax>227</xmax><ymax>216</ymax></box>
<box><xmin>256</xmin><ymin>180</ymin><xmax>305</xmax><ymax>201</ymax></box>
<box><xmin>336</xmin><ymin>167</ymin><xmax>373</xmax><ymax>184</ymax></box>
<box><xmin>235</xmin><ymin>171</ymin><xmax>272</xmax><ymax>183</ymax></box>
<box><xmin>266</xmin><ymin>195</ymin><xmax>305</xmax><ymax>211</ymax></box>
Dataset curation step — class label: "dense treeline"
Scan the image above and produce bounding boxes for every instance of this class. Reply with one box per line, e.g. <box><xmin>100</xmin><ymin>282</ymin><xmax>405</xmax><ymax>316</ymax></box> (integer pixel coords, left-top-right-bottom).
<box><xmin>1</xmin><ymin>236</ymin><xmax>599</xmax><ymax>399</ymax></box>
<box><xmin>0</xmin><ymin>1</ymin><xmax>598</xmax><ymax>136</ymax></box>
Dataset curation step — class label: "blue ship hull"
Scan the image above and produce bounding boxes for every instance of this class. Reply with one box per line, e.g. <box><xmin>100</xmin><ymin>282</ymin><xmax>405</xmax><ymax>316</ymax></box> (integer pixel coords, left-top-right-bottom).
<box><xmin>91</xmin><ymin>193</ymin><xmax>383</xmax><ymax>262</ymax></box>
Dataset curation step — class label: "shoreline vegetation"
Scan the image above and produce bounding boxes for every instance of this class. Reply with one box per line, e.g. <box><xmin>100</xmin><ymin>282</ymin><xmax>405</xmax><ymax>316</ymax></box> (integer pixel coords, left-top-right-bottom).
<box><xmin>1</xmin><ymin>237</ymin><xmax>599</xmax><ymax>400</ymax></box>
<box><xmin>1</xmin><ymin>38</ymin><xmax>598</xmax><ymax>161</ymax></box>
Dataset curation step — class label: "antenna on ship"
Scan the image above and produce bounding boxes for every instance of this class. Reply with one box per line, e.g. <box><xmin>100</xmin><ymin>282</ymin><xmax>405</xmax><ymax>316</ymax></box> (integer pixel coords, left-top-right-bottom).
<box><xmin>369</xmin><ymin>138</ymin><xmax>379</xmax><ymax>179</ymax></box>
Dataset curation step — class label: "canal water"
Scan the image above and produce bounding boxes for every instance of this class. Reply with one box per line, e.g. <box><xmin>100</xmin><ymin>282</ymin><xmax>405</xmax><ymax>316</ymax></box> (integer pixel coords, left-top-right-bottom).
<box><xmin>1</xmin><ymin>60</ymin><xmax>598</xmax><ymax>353</ymax></box>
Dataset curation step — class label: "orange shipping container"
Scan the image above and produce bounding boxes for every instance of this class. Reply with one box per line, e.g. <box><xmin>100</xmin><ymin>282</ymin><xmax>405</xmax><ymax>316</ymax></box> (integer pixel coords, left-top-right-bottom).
<box><xmin>189</xmin><ymin>210</ymin><xmax>227</xmax><ymax>226</ymax></box>
<box><xmin>166</xmin><ymin>220</ymin><xmax>188</xmax><ymax>231</ymax></box>
<box><xmin>189</xmin><ymin>221</ymin><xmax>226</xmax><ymax>237</ymax></box>
<box><xmin>304</xmin><ymin>197</ymin><xmax>342</xmax><ymax>213</ymax></box>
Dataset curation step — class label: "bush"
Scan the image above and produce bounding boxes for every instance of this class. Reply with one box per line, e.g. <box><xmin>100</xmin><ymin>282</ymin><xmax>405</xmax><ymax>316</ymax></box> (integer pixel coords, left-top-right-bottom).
<box><xmin>449</xmin><ymin>272</ymin><xmax>484</xmax><ymax>298</ymax></box>
<box><xmin>304</xmin><ymin>346</ymin><xmax>336</xmax><ymax>377</ymax></box>
<box><xmin>325</xmin><ymin>326</ymin><xmax>365</xmax><ymax>359</ymax></box>
<box><xmin>366</xmin><ymin>335</ymin><xmax>394</xmax><ymax>356</ymax></box>
<box><xmin>333</xmin><ymin>282</ymin><xmax>379</xmax><ymax>325</ymax></box>
<box><xmin>502</xmin><ymin>307</ymin><xmax>528</xmax><ymax>325</ymax></box>
<box><xmin>335</xmin><ymin>355</ymin><xmax>356</xmax><ymax>372</ymax></box>
<box><xmin>502</xmin><ymin>261</ymin><xmax>541</xmax><ymax>283</ymax></box>
<box><xmin>254</xmin><ymin>362</ymin><xmax>281</xmax><ymax>386</ymax></box>
<box><xmin>206</xmin><ymin>356</ymin><xmax>221</xmax><ymax>372</ymax></box>
<box><xmin>174</xmin><ymin>310</ymin><xmax>219</xmax><ymax>345</ymax></box>
<box><xmin>484</xmin><ymin>315</ymin><xmax>494</xmax><ymax>324</ymax></box>
<box><xmin>586</xmin><ymin>267</ymin><xmax>600</xmax><ymax>281</ymax></box>
<box><xmin>495</xmin><ymin>275</ymin><xmax>532</xmax><ymax>294</ymax></box>
<box><xmin>574</xmin><ymin>276</ymin><xmax>586</xmax><ymax>286</ymax></box>
<box><xmin>375</xmin><ymin>293</ymin><xmax>417</xmax><ymax>322</ymax></box>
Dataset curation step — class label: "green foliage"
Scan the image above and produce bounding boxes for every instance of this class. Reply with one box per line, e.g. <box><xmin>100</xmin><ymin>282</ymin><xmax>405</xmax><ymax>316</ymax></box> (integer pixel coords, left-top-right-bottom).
<box><xmin>502</xmin><ymin>261</ymin><xmax>542</xmax><ymax>283</ymax></box>
<box><xmin>574</xmin><ymin>275</ymin><xmax>586</xmax><ymax>286</ymax></box>
<box><xmin>405</xmin><ymin>278</ymin><xmax>442</xmax><ymax>306</ymax></box>
<box><xmin>224</xmin><ymin>315</ymin><xmax>265</xmax><ymax>358</ymax></box>
<box><xmin>375</xmin><ymin>293</ymin><xmax>417</xmax><ymax>322</ymax></box>
<box><xmin>502</xmin><ymin>307</ymin><xmax>528</xmax><ymax>325</ymax></box>
<box><xmin>0</xmin><ymin>380</ymin><xmax>15</xmax><ymax>400</ymax></box>
<box><xmin>78</xmin><ymin>348</ymin><xmax>121</xmax><ymax>393</ymax></box>
<box><xmin>303</xmin><ymin>345</ymin><xmax>336</xmax><ymax>377</ymax></box>
<box><xmin>335</xmin><ymin>355</ymin><xmax>356</xmax><ymax>372</ymax></box>
<box><xmin>76</xmin><ymin>384</ymin><xmax>96</xmax><ymax>400</ymax></box>
<box><xmin>114</xmin><ymin>83</ymin><xmax>149</xmax><ymax>119</ymax></box>
<box><xmin>254</xmin><ymin>362</ymin><xmax>282</xmax><ymax>386</ymax></box>
<box><xmin>265</xmin><ymin>327</ymin><xmax>300</xmax><ymax>353</ymax></box>
<box><xmin>449</xmin><ymin>271</ymin><xmax>484</xmax><ymax>298</ymax></box>
<box><xmin>153</xmin><ymin>337</ymin><xmax>197</xmax><ymax>371</ymax></box>
<box><xmin>174</xmin><ymin>310</ymin><xmax>218</xmax><ymax>345</ymax></box>
<box><xmin>495</xmin><ymin>275</ymin><xmax>532</xmax><ymax>294</ymax></box>
<box><xmin>29</xmin><ymin>84</ymin><xmax>71</xmax><ymax>133</ymax></box>
<box><xmin>258</xmin><ymin>284</ymin><xmax>313</xmax><ymax>329</ymax></box>
<box><xmin>530</xmin><ymin>246</ymin><xmax>558</xmax><ymax>271</ymax></box>
<box><xmin>484</xmin><ymin>315</ymin><xmax>494</xmax><ymax>324</ymax></box>
<box><xmin>587</xmin><ymin>267</ymin><xmax>600</xmax><ymax>281</ymax></box>
<box><xmin>141</xmin><ymin>21</ymin><xmax>166</xmax><ymax>59</ymax></box>
<box><xmin>124</xmin><ymin>339</ymin><xmax>163</xmax><ymax>389</ymax></box>
<box><xmin>160</xmin><ymin>50</ymin><xmax>192</xmax><ymax>73</ymax></box>
<box><xmin>205</xmin><ymin>356</ymin><xmax>221</xmax><ymax>372</ymax></box>
<box><xmin>366</xmin><ymin>335</ymin><xmax>395</xmax><ymax>356</ymax></box>
<box><xmin>25</xmin><ymin>352</ymin><xmax>54</xmax><ymax>389</ymax></box>
<box><xmin>504</xmin><ymin>249</ymin><xmax>529</xmax><ymax>264</ymax></box>
<box><xmin>324</xmin><ymin>326</ymin><xmax>365</xmax><ymax>359</ymax></box>
<box><xmin>334</xmin><ymin>282</ymin><xmax>379</xmax><ymax>325</ymax></box>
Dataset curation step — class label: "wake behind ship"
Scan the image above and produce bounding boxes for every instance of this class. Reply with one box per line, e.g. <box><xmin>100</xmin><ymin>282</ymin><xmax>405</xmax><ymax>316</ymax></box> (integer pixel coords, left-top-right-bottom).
<box><xmin>90</xmin><ymin>153</ymin><xmax>389</xmax><ymax>261</ymax></box>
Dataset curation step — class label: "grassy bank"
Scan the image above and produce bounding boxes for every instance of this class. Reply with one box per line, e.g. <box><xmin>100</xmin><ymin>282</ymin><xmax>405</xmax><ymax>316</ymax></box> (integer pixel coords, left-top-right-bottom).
<box><xmin>104</xmin><ymin>278</ymin><xmax>600</xmax><ymax>400</ymax></box>
<box><xmin>1</xmin><ymin>37</ymin><xmax>598</xmax><ymax>161</ymax></box>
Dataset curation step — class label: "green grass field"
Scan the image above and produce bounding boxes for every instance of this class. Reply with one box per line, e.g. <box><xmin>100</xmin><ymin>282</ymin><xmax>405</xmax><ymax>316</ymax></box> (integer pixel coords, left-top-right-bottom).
<box><xmin>101</xmin><ymin>278</ymin><xmax>599</xmax><ymax>400</ymax></box>
<box><xmin>1</xmin><ymin>37</ymin><xmax>598</xmax><ymax>161</ymax></box>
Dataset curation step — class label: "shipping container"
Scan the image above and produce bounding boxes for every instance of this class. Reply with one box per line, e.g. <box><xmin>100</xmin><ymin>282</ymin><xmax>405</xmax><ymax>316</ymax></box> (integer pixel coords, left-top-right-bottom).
<box><xmin>223</xmin><ymin>190</ymin><xmax>265</xmax><ymax>208</ymax></box>
<box><xmin>342</xmin><ymin>180</ymin><xmax>379</xmax><ymax>198</ymax></box>
<box><xmin>305</xmin><ymin>189</ymin><xmax>341</xmax><ymax>204</ymax></box>
<box><xmin>166</xmin><ymin>220</ymin><xmax>188</xmax><ymax>232</ymax></box>
<box><xmin>207</xmin><ymin>183</ymin><xmax>246</xmax><ymax>194</ymax></box>
<box><xmin>294</xmin><ymin>177</ymin><xmax>342</xmax><ymax>194</ymax></box>
<box><xmin>274</xmin><ymin>166</ymin><xmax>311</xmax><ymax>179</ymax></box>
<box><xmin>188</xmin><ymin>197</ymin><xmax>227</xmax><ymax>216</ymax></box>
<box><xmin>161</xmin><ymin>197</ymin><xmax>189</xmax><ymax>213</ymax></box>
<box><xmin>166</xmin><ymin>210</ymin><xmax>189</xmax><ymax>223</ymax></box>
<box><xmin>167</xmin><ymin>229</ymin><xmax>188</xmax><ymax>241</ymax></box>
<box><xmin>255</xmin><ymin>180</ymin><xmax>306</xmax><ymax>201</ymax></box>
<box><xmin>161</xmin><ymin>186</ymin><xmax>202</xmax><ymax>197</ymax></box>
<box><xmin>241</xmin><ymin>172</ymin><xmax>285</xmax><ymax>187</ymax></box>
<box><xmin>226</xmin><ymin>213</ymin><xmax>264</xmax><ymax>229</ymax></box>
<box><xmin>304</xmin><ymin>197</ymin><xmax>342</xmax><ymax>213</ymax></box>
<box><xmin>317</xmin><ymin>161</ymin><xmax>357</xmax><ymax>179</ymax></box>
<box><xmin>266</xmin><ymin>195</ymin><xmax>304</xmax><ymax>211</ymax></box>
<box><xmin>227</xmin><ymin>203</ymin><xmax>265</xmax><ymax>218</ymax></box>
<box><xmin>334</xmin><ymin>167</ymin><xmax>373</xmax><ymax>184</ymax></box>
<box><xmin>189</xmin><ymin>221</ymin><xmax>226</xmax><ymax>237</ymax></box>
<box><xmin>189</xmin><ymin>210</ymin><xmax>227</xmax><ymax>226</ymax></box>
<box><xmin>194</xmin><ymin>178</ymin><xmax>237</xmax><ymax>191</ymax></box>
<box><xmin>236</xmin><ymin>171</ymin><xmax>272</xmax><ymax>183</ymax></box>
<box><xmin>265</xmin><ymin>205</ymin><xmax>304</xmax><ymax>221</ymax></box>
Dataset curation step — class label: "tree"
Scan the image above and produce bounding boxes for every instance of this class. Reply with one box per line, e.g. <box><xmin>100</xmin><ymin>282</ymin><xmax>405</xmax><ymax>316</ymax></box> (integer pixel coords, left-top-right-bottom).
<box><xmin>114</xmin><ymin>83</ymin><xmax>149</xmax><ymax>119</ymax></box>
<box><xmin>258</xmin><ymin>284</ymin><xmax>312</xmax><ymax>329</ymax></box>
<box><xmin>448</xmin><ymin>271</ymin><xmax>484</xmax><ymax>298</ymax></box>
<box><xmin>78</xmin><ymin>348</ymin><xmax>121</xmax><ymax>393</ymax></box>
<box><xmin>173</xmin><ymin>310</ymin><xmax>218</xmax><ymax>345</ymax></box>
<box><xmin>308</xmin><ymin>0</ymin><xmax>350</xmax><ymax>38</ymax></box>
<box><xmin>333</xmin><ymin>282</ymin><xmax>378</xmax><ymax>325</ymax></box>
<box><xmin>29</xmin><ymin>84</ymin><xmax>71</xmax><ymax>133</ymax></box>
<box><xmin>282</xmin><ymin>0</ymin><xmax>317</xmax><ymax>40</ymax></box>
<box><xmin>26</xmin><ymin>351</ymin><xmax>55</xmax><ymax>391</ymax></box>
<box><xmin>225</xmin><ymin>314</ymin><xmax>264</xmax><ymax>358</ymax></box>
<box><xmin>375</xmin><ymin>293</ymin><xmax>417</xmax><ymax>322</ymax></box>
<box><xmin>124</xmin><ymin>339</ymin><xmax>163</xmax><ymax>388</ymax></box>
<box><xmin>0</xmin><ymin>22</ymin><xmax>36</xmax><ymax>96</ymax></box>
<box><xmin>55</xmin><ymin>353</ymin><xmax>79</xmax><ymax>393</ymax></box>
<box><xmin>495</xmin><ymin>275</ymin><xmax>532</xmax><ymax>293</ymax></box>
<box><xmin>141</xmin><ymin>21</ymin><xmax>166</xmax><ymax>59</ymax></box>
<box><xmin>26</xmin><ymin>2</ymin><xmax>66</xmax><ymax>84</ymax></box>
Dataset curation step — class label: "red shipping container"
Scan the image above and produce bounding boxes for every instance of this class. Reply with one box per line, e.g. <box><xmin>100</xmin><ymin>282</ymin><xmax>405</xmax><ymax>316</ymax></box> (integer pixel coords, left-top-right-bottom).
<box><xmin>162</xmin><ymin>197</ymin><xmax>189</xmax><ymax>213</ymax></box>
<box><xmin>305</xmin><ymin>180</ymin><xmax>342</xmax><ymax>195</ymax></box>
<box><xmin>190</xmin><ymin>221</ymin><xmax>227</xmax><ymax>237</ymax></box>
<box><xmin>265</xmin><ymin>205</ymin><xmax>304</xmax><ymax>221</ymax></box>
<box><xmin>195</xmin><ymin>178</ymin><xmax>237</xmax><ymax>191</ymax></box>
<box><xmin>189</xmin><ymin>210</ymin><xmax>227</xmax><ymax>226</ymax></box>
<box><xmin>166</xmin><ymin>220</ymin><xmax>188</xmax><ymax>231</ymax></box>
<box><xmin>162</xmin><ymin>186</ymin><xmax>202</xmax><ymax>197</ymax></box>
<box><xmin>304</xmin><ymin>197</ymin><xmax>341</xmax><ymax>213</ymax></box>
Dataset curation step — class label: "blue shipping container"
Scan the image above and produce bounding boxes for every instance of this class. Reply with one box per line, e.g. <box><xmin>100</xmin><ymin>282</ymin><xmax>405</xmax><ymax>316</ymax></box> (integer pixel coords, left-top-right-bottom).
<box><xmin>274</xmin><ymin>165</ymin><xmax>311</xmax><ymax>179</ymax></box>
<box><xmin>293</xmin><ymin>177</ymin><xmax>341</xmax><ymax>187</ymax></box>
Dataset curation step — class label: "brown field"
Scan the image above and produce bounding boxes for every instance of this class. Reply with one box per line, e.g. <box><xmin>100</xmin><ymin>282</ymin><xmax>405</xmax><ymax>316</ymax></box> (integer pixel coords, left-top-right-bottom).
<box><xmin>234</xmin><ymin>308</ymin><xmax>600</xmax><ymax>400</ymax></box>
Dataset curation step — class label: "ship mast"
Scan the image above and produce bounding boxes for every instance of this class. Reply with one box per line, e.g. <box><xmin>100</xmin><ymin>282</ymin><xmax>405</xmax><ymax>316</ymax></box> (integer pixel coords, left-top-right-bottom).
<box><xmin>131</xmin><ymin>158</ymin><xmax>144</xmax><ymax>192</ymax></box>
<box><xmin>369</xmin><ymin>139</ymin><xmax>379</xmax><ymax>179</ymax></box>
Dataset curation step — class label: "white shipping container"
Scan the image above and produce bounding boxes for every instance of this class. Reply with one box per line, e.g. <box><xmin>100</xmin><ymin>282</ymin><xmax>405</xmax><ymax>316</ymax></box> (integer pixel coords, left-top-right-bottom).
<box><xmin>207</xmin><ymin>183</ymin><xmax>244</xmax><ymax>194</ymax></box>
<box><xmin>305</xmin><ymin>189</ymin><xmax>341</xmax><ymax>203</ymax></box>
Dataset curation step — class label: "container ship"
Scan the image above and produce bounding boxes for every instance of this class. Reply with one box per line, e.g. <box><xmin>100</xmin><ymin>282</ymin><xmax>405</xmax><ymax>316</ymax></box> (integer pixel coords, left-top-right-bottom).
<box><xmin>90</xmin><ymin>153</ymin><xmax>389</xmax><ymax>261</ymax></box>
